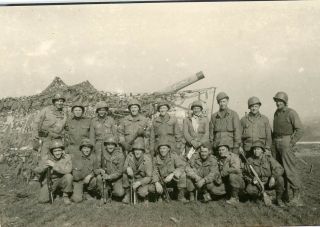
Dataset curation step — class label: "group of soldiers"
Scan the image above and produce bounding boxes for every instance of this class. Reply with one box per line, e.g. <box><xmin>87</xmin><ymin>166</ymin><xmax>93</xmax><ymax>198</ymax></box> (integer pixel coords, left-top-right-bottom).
<box><xmin>32</xmin><ymin>90</ymin><xmax>304</xmax><ymax>208</ymax></box>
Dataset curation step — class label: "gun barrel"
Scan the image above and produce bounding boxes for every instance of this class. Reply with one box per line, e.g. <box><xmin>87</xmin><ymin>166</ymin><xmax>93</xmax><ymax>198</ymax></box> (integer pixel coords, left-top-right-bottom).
<box><xmin>157</xmin><ymin>71</ymin><xmax>205</xmax><ymax>94</ymax></box>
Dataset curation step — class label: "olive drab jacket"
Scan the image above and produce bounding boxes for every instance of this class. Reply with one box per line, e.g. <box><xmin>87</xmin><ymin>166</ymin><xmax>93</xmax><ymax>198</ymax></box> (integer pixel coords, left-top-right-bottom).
<box><xmin>186</xmin><ymin>155</ymin><xmax>220</xmax><ymax>183</ymax></box>
<box><xmin>217</xmin><ymin>153</ymin><xmax>242</xmax><ymax>177</ymax></box>
<box><xmin>32</xmin><ymin>106</ymin><xmax>67</xmax><ymax>140</ymax></box>
<box><xmin>240</xmin><ymin>112</ymin><xmax>272</xmax><ymax>151</ymax></box>
<box><xmin>183</xmin><ymin>114</ymin><xmax>209</xmax><ymax>150</ymax></box>
<box><xmin>150</xmin><ymin>114</ymin><xmax>182</xmax><ymax>155</ymax></box>
<box><xmin>72</xmin><ymin>152</ymin><xmax>99</xmax><ymax>182</ymax></box>
<box><xmin>209</xmin><ymin>108</ymin><xmax>241</xmax><ymax>150</ymax></box>
<box><xmin>102</xmin><ymin>149</ymin><xmax>125</xmax><ymax>181</ymax></box>
<box><xmin>244</xmin><ymin>153</ymin><xmax>284</xmax><ymax>183</ymax></box>
<box><xmin>90</xmin><ymin>116</ymin><xmax>118</xmax><ymax>144</ymax></box>
<box><xmin>118</xmin><ymin>114</ymin><xmax>150</xmax><ymax>151</ymax></box>
<box><xmin>123</xmin><ymin>153</ymin><xmax>152</xmax><ymax>185</ymax></box>
<box><xmin>152</xmin><ymin>152</ymin><xmax>186</xmax><ymax>183</ymax></box>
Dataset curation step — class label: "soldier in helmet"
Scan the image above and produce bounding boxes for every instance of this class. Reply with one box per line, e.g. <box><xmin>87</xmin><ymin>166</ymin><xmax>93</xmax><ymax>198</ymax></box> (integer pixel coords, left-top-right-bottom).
<box><xmin>150</xmin><ymin>101</ymin><xmax>183</xmax><ymax>156</ymax></box>
<box><xmin>242</xmin><ymin>140</ymin><xmax>285</xmax><ymax>207</ymax></box>
<box><xmin>122</xmin><ymin>139</ymin><xmax>153</xmax><ymax>204</ymax></box>
<box><xmin>186</xmin><ymin>141</ymin><xmax>225</xmax><ymax>202</ymax></box>
<box><xmin>90</xmin><ymin>101</ymin><xmax>118</xmax><ymax>166</ymax></box>
<box><xmin>209</xmin><ymin>92</ymin><xmax>241</xmax><ymax>154</ymax></box>
<box><xmin>32</xmin><ymin>93</ymin><xmax>67</xmax><ymax>164</ymax></box>
<box><xmin>118</xmin><ymin>99</ymin><xmax>150</xmax><ymax>155</ymax></box>
<box><xmin>97</xmin><ymin>136</ymin><xmax>125</xmax><ymax>203</ymax></box>
<box><xmin>183</xmin><ymin>100</ymin><xmax>210</xmax><ymax>159</ymax></box>
<box><xmin>149</xmin><ymin>138</ymin><xmax>187</xmax><ymax>202</ymax></box>
<box><xmin>216</xmin><ymin>141</ymin><xmax>244</xmax><ymax>205</ymax></box>
<box><xmin>272</xmin><ymin>91</ymin><xmax>304</xmax><ymax>206</ymax></box>
<box><xmin>70</xmin><ymin>139</ymin><xmax>102</xmax><ymax>203</ymax></box>
<box><xmin>34</xmin><ymin>140</ymin><xmax>73</xmax><ymax>205</ymax></box>
<box><xmin>65</xmin><ymin>102</ymin><xmax>91</xmax><ymax>158</ymax></box>
<box><xmin>240</xmin><ymin>97</ymin><xmax>272</xmax><ymax>157</ymax></box>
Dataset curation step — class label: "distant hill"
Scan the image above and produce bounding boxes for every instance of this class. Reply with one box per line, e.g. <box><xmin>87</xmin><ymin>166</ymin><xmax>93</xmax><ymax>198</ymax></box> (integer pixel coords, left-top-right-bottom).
<box><xmin>302</xmin><ymin>117</ymin><xmax>320</xmax><ymax>142</ymax></box>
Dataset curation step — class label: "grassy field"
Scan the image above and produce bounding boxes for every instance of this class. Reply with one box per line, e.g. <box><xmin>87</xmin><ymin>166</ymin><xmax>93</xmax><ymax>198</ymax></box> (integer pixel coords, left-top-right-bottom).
<box><xmin>0</xmin><ymin>146</ymin><xmax>319</xmax><ymax>227</ymax></box>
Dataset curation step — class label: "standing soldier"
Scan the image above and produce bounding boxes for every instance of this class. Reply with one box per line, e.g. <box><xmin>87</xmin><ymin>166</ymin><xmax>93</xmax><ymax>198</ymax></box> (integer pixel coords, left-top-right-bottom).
<box><xmin>150</xmin><ymin>101</ymin><xmax>183</xmax><ymax>156</ymax></box>
<box><xmin>272</xmin><ymin>91</ymin><xmax>304</xmax><ymax>206</ymax></box>
<box><xmin>150</xmin><ymin>139</ymin><xmax>187</xmax><ymax>202</ymax></box>
<box><xmin>32</xmin><ymin>94</ymin><xmax>67</xmax><ymax>164</ymax></box>
<box><xmin>65</xmin><ymin>102</ymin><xmax>91</xmax><ymax>158</ymax></box>
<box><xmin>34</xmin><ymin>140</ymin><xmax>73</xmax><ymax>205</ymax></box>
<box><xmin>243</xmin><ymin>141</ymin><xmax>285</xmax><ymax>207</ymax></box>
<box><xmin>71</xmin><ymin>139</ymin><xmax>102</xmax><ymax>203</ymax></box>
<box><xmin>118</xmin><ymin>99</ymin><xmax>150</xmax><ymax>155</ymax></box>
<box><xmin>209</xmin><ymin>92</ymin><xmax>241</xmax><ymax>154</ymax></box>
<box><xmin>90</xmin><ymin>101</ymin><xmax>118</xmax><ymax>166</ymax></box>
<box><xmin>97</xmin><ymin>137</ymin><xmax>125</xmax><ymax>203</ymax></box>
<box><xmin>216</xmin><ymin>142</ymin><xmax>244</xmax><ymax>205</ymax></box>
<box><xmin>122</xmin><ymin>140</ymin><xmax>153</xmax><ymax>204</ymax></box>
<box><xmin>240</xmin><ymin>97</ymin><xmax>272</xmax><ymax>157</ymax></box>
<box><xmin>183</xmin><ymin>100</ymin><xmax>209</xmax><ymax>159</ymax></box>
<box><xmin>186</xmin><ymin>141</ymin><xmax>225</xmax><ymax>202</ymax></box>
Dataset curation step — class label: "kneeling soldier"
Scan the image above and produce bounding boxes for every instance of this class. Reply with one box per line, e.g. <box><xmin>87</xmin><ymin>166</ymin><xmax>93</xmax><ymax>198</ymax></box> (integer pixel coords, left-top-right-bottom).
<box><xmin>34</xmin><ymin>140</ymin><xmax>73</xmax><ymax>205</ymax></box>
<box><xmin>243</xmin><ymin>140</ymin><xmax>285</xmax><ymax>207</ymax></box>
<box><xmin>71</xmin><ymin>139</ymin><xmax>101</xmax><ymax>203</ymax></box>
<box><xmin>122</xmin><ymin>139</ymin><xmax>153</xmax><ymax>203</ymax></box>
<box><xmin>150</xmin><ymin>139</ymin><xmax>187</xmax><ymax>202</ymax></box>
<box><xmin>217</xmin><ymin>142</ymin><xmax>244</xmax><ymax>205</ymax></box>
<box><xmin>186</xmin><ymin>141</ymin><xmax>225</xmax><ymax>202</ymax></box>
<box><xmin>97</xmin><ymin>137</ymin><xmax>125</xmax><ymax>203</ymax></box>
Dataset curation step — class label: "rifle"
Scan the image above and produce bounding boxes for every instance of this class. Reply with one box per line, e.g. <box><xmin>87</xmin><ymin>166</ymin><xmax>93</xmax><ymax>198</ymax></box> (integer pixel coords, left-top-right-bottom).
<box><xmin>157</xmin><ymin>167</ymin><xmax>171</xmax><ymax>202</ymax></box>
<box><xmin>130</xmin><ymin>176</ymin><xmax>137</xmax><ymax>205</ymax></box>
<box><xmin>47</xmin><ymin>166</ymin><xmax>54</xmax><ymax>204</ymax></box>
<box><xmin>239</xmin><ymin>151</ymin><xmax>272</xmax><ymax>206</ymax></box>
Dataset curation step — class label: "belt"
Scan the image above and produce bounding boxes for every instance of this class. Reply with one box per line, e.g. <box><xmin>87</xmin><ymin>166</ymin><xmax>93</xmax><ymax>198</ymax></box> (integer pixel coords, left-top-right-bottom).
<box><xmin>274</xmin><ymin>135</ymin><xmax>291</xmax><ymax>139</ymax></box>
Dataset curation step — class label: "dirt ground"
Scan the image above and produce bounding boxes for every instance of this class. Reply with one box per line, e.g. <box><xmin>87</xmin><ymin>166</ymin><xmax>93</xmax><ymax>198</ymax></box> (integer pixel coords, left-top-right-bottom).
<box><xmin>0</xmin><ymin>146</ymin><xmax>319</xmax><ymax>227</ymax></box>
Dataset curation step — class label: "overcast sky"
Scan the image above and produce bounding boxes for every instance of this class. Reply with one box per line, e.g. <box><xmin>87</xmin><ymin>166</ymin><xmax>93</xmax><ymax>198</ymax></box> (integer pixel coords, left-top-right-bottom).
<box><xmin>0</xmin><ymin>1</ymin><xmax>319</xmax><ymax>121</ymax></box>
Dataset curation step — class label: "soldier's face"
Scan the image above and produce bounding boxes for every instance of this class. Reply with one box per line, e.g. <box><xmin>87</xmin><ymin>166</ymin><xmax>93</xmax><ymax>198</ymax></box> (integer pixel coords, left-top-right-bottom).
<box><xmin>192</xmin><ymin>107</ymin><xmax>202</xmax><ymax>116</ymax></box>
<box><xmin>200</xmin><ymin>147</ymin><xmax>210</xmax><ymax>159</ymax></box>
<box><xmin>81</xmin><ymin>146</ymin><xmax>92</xmax><ymax>156</ymax></box>
<box><xmin>249</xmin><ymin>104</ymin><xmax>260</xmax><ymax>115</ymax></box>
<box><xmin>52</xmin><ymin>148</ymin><xmax>63</xmax><ymax>159</ymax></box>
<box><xmin>133</xmin><ymin>149</ymin><xmax>143</xmax><ymax>159</ymax></box>
<box><xmin>275</xmin><ymin>100</ymin><xmax>286</xmax><ymax>110</ymax></box>
<box><xmin>219</xmin><ymin>98</ymin><xmax>229</xmax><ymax>110</ymax></box>
<box><xmin>130</xmin><ymin>105</ymin><xmax>140</xmax><ymax>116</ymax></box>
<box><xmin>218</xmin><ymin>146</ymin><xmax>229</xmax><ymax>158</ymax></box>
<box><xmin>97</xmin><ymin>108</ymin><xmax>107</xmax><ymax>117</ymax></box>
<box><xmin>253</xmin><ymin>147</ymin><xmax>263</xmax><ymax>158</ymax></box>
<box><xmin>54</xmin><ymin>99</ymin><xmax>64</xmax><ymax>110</ymax></box>
<box><xmin>159</xmin><ymin>106</ymin><xmax>169</xmax><ymax>116</ymax></box>
<box><xmin>159</xmin><ymin>145</ymin><xmax>170</xmax><ymax>157</ymax></box>
<box><xmin>106</xmin><ymin>144</ymin><xmax>116</xmax><ymax>153</ymax></box>
<box><xmin>73</xmin><ymin>107</ymin><xmax>83</xmax><ymax>118</ymax></box>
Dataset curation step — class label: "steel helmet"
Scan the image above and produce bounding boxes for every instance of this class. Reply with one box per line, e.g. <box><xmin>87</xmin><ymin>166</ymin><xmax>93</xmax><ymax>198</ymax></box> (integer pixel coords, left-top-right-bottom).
<box><xmin>95</xmin><ymin>101</ymin><xmax>109</xmax><ymax>113</ymax></box>
<box><xmin>273</xmin><ymin>91</ymin><xmax>288</xmax><ymax>104</ymax></box>
<box><xmin>157</xmin><ymin>101</ymin><xmax>170</xmax><ymax>111</ymax></box>
<box><xmin>251</xmin><ymin>140</ymin><xmax>265</xmax><ymax>150</ymax></box>
<box><xmin>157</xmin><ymin>138</ymin><xmax>171</xmax><ymax>150</ymax></box>
<box><xmin>128</xmin><ymin>99</ymin><xmax>141</xmax><ymax>110</ymax></box>
<box><xmin>49</xmin><ymin>140</ymin><xmax>65</xmax><ymax>151</ymax></box>
<box><xmin>132</xmin><ymin>139</ymin><xmax>145</xmax><ymax>151</ymax></box>
<box><xmin>52</xmin><ymin>93</ymin><xmax>66</xmax><ymax>103</ymax></box>
<box><xmin>248</xmin><ymin>96</ymin><xmax>262</xmax><ymax>108</ymax></box>
<box><xmin>216</xmin><ymin>92</ymin><xmax>229</xmax><ymax>103</ymax></box>
<box><xmin>190</xmin><ymin>100</ymin><xmax>203</xmax><ymax>110</ymax></box>
<box><xmin>79</xmin><ymin>138</ymin><xmax>93</xmax><ymax>150</ymax></box>
<box><xmin>71</xmin><ymin>102</ymin><xmax>85</xmax><ymax>112</ymax></box>
<box><xmin>104</xmin><ymin>137</ymin><xmax>117</xmax><ymax>146</ymax></box>
<box><xmin>200</xmin><ymin>141</ymin><xmax>212</xmax><ymax>150</ymax></box>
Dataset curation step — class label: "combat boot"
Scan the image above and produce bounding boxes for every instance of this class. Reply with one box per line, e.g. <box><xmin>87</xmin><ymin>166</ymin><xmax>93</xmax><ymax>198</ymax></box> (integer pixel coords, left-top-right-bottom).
<box><xmin>288</xmin><ymin>189</ymin><xmax>304</xmax><ymax>207</ymax></box>
<box><xmin>276</xmin><ymin>196</ymin><xmax>286</xmax><ymax>208</ymax></box>
<box><xmin>226</xmin><ymin>188</ymin><xmax>239</xmax><ymax>205</ymax></box>
<box><xmin>63</xmin><ymin>193</ymin><xmax>71</xmax><ymax>205</ymax></box>
<box><xmin>177</xmin><ymin>188</ymin><xmax>188</xmax><ymax>203</ymax></box>
<box><xmin>122</xmin><ymin>190</ymin><xmax>130</xmax><ymax>204</ymax></box>
<box><xmin>203</xmin><ymin>192</ymin><xmax>212</xmax><ymax>203</ymax></box>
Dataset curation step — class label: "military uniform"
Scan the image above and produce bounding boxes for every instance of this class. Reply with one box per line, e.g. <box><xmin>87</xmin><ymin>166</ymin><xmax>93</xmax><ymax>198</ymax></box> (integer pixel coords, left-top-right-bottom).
<box><xmin>34</xmin><ymin>149</ymin><xmax>73</xmax><ymax>203</ymax></box>
<box><xmin>150</xmin><ymin>113</ymin><xmax>182</xmax><ymax>156</ymax></box>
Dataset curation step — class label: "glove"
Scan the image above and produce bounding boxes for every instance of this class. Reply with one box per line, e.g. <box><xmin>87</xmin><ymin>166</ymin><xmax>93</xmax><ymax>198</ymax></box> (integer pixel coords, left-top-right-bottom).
<box><xmin>268</xmin><ymin>176</ymin><xmax>275</xmax><ymax>188</ymax></box>
<box><xmin>83</xmin><ymin>174</ymin><xmax>93</xmax><ymax>184</ymax></box>
<box><xmin>127</xmin><ymin>167</ymin><xmax>134</xmax><ymax>177</ymax></box>
<box><xmin>132</xmin><ymin>181</ymin><xmax>141</xmax><ymax>190</ymax></box>
<box><xmin>164</xmin><ymin>173</ymin><xmax>174</xmax><ymax>183</ymax></box>
<box><xmin>155</xmin><ymin>182</ymin><xmax>163</xmax><ymax>194</ymax></box>
<box><xmin>32</xmin><ymin>138</ymin><xmax>40</xmax><ymax>151</ymax></box>
<box><xmin>196</xmin><ymin>178</ymin><xmax>206</xmax><ymax>188</ymax></box>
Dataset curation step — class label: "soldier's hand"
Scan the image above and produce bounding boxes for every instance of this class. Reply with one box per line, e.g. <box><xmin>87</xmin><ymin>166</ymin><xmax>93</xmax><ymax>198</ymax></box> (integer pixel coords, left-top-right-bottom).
<box><xmin>84</xmin><ymin>174</ymin><xmax>93</xmax><ymax>184</ymax></box>
<box><xmin>103</xmin><ymin>174</ymin><xmax>111</xmax><ymax>181</ymax></box>
<box><xmin>196</xmin><ymin>178</ymin><xmax>206</xmax><ymax>188</ymax></box>
<box><xmin>94</xmin><ymin>169</ymin><xmax>105</xmax><ymax>175</ymax></box>
<box><xmin>215</xmin><ymin>175</ymin><xmax>222</xmax><ymax>185</ymax></box>
<box><xmin>268</xmin><ymin>177</ymin><xmax>275</xmax><ymax>188</ymax></box>
<box><xmin>46</xmin><ymin>160</ymin><xmax>55</xmax><ymax>168</ymax></box>
<box><xmin>252</xmin><ymin>177</ymin><xmax>258</xmax><ymax>185</ymax></box>
<box><xmin>155</xmin><ymin>182</ymin><xmax>163</xmax><ymax>194</ymax></box>
<box><xmin>132</xmin><ymin>181</ymin><xmax>141</xmax><ymax>190</ymax></box>
<box><xmin>164</xmin><ymin>173</ymin><xmax>174</xmax><ymax>183</ymax></box>
<box><xmin>127</xmin><ymin>167</ymin><xmax>134</xmax><ymax>177</ymax></box>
